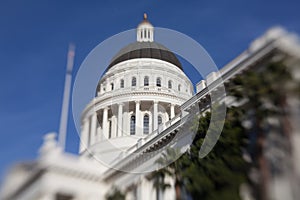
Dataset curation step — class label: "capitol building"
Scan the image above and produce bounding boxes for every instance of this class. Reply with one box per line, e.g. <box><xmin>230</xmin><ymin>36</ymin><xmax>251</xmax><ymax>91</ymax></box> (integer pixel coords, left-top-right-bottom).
<box><xmin>1</xmin><ymin>14</ymin><xmax>300</xmax><ymax>200</ymax></box>
<box><xmin>80</xmin><ymin>14</ymin><xmax>193</xmax><ymax>161</ymax></box>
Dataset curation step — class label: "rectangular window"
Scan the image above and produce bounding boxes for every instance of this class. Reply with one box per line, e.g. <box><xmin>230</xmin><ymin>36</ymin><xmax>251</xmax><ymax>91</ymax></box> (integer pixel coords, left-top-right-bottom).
<box><xmin>143</xmin><ymin>115</ymin><xmax>149</xmax><ymax>134</ymax></box>
<box><xmin>144</xmin><ymin>76</ymin><xmax>149</xmax><ymax>86</ymax></box>
<box><xmin>130</xmin><ymin>115</ymin><xmax>136</xmax><ymax>135</ymax></box>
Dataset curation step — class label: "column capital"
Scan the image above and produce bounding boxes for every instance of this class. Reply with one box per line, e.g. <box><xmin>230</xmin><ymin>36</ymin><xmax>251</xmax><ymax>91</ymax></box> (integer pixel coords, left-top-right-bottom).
<box><xmin>118</xmin><ymin>102</ymin><xmax>124</xmax><ymax>106</ymax></box>
<box><xmin>82</xmin><ymin>117</ymin><xmax>89</xmax><ymax>124</ymax></box>
<box><xmin>135</xmin><ymin>100</ymin><xmax>140</xmax><ymax>104</ymax></box>
<box><xmin>103</xmin><ymin>106</ymin><xmax>109</xmax><ymax>111</ymax></box>
<box><xmin>92</xmin><ymin>111</ymin><xmax>98</xmax><ymax>116</ymax></box>
<box><xmin>153</xmin><ymin>100</ymin><xmax>159</xmax><ymax>104</ymax></box>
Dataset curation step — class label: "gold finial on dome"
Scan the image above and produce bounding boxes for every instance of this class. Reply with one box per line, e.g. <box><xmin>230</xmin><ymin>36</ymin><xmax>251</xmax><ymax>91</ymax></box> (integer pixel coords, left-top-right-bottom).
<box><xmin>143</xmin><ymin>13</ymin><xmax>148</xmax><ymax>20</ymax></box>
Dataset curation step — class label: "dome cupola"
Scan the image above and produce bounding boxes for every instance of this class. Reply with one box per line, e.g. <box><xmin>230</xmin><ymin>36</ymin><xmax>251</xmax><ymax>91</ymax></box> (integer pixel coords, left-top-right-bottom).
<box><xmin>107</xmin><ymin>14</ymin><xmax>183</xmax><ymax>71</ymax></box>
<box><xmin>137</xmin><ymin>13</ymin><xmax>154</xmax><ymax>42</ymax></box>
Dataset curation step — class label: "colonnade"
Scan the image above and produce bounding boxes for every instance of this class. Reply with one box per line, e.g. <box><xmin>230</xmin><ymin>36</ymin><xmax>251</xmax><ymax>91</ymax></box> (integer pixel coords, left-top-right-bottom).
<box><xmin>80</xmin><ymin>101</ymin><xmax>176</xmax><ymax>152</ymax></box>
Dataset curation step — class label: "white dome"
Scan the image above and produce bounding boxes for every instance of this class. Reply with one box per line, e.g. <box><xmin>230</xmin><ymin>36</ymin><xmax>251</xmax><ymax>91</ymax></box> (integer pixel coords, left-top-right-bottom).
<box><xmin>80</xmin><ymin>15</ymin><xmax>194</xmax><ymax>165</ymax></box>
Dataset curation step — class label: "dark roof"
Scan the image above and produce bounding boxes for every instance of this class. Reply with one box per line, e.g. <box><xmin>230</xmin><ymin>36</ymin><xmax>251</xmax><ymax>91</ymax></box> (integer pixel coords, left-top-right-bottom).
<box><xmin>107</xmin><ymin>42</ymin><xmax>183</xmax><ymax>71</ymax></box>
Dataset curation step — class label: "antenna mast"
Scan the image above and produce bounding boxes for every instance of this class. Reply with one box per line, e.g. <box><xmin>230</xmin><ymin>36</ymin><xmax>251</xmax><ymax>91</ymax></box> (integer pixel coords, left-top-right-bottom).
<box><xmin>58</xmin><ymin>44</ymin><xmax>75</xmax><ymax>150</ymax></box>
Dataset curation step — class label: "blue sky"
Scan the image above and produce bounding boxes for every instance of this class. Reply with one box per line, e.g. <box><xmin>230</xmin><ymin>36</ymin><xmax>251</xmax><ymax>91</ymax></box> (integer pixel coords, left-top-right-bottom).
<box><xmin>0</xmin><ymin>0</ymin><xmax>300</xmax><ymax>181</ymax></box>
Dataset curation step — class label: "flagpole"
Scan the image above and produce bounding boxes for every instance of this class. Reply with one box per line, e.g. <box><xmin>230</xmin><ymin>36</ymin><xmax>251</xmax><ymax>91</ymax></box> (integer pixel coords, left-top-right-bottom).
<box><xmin>58</xmin><ymin>43</ymin><xmax>75</xmax><ymax>150</ymax></box>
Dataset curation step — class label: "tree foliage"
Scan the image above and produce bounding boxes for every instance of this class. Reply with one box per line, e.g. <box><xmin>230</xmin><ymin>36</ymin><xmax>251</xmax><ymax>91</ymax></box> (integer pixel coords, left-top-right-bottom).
<box><xmin>180</xmin><ymin>108</ymin><xmax>249</xmax><ymax>200</ymax></box>
<box><xmin>228</xmin><ymin>61</ymin><xmax>296</xmax><ymax>200</ymax></box>
<box><xmin>150</xmin><ymin>106</ymin><xmax>248</xmax><ymax>200</ymax></box>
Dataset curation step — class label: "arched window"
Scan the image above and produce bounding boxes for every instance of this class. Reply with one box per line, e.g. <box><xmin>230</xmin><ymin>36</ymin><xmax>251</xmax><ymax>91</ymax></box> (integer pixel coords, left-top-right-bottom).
<box><xmin>130</xmin><ymin>115</ymin><xmax>136</xmax><ymax>135</ymax></box>
<box><xmin>111</xmin><ymin>83</ymin><xmax>114</xmax><ymax>91</ymax></box>
<box><xmin>144</xmin><ymin>76</ymin><xmax>149</xmax><ymax>86</ymax></box>
<box><xmin>143</xmin><ymin>114</ymin><xmax>149</xmax><ymax>134</ymax></box>
<box><xmin>158</xmin><ymin>115</ymin><xmax>162</xmax><ymax>126</ymax></box>
<box><xmin>168</xmin><ymin>80</ymin><xmax>172</xmax><ymax>89</ymax></box>
<box><xmin>156</xmin><ymin>77</ymin><xmax>161</xmax><ymax>87</ymax></box>
<box><xmin>120</xmin><ymin>79</ymin><xmax>124</xmax><ymax>88</ymax></box>
<box><xmin>132</xmin><ymin>77</ymin><xmax>136</xmax><ymax>87</ymax></box>
<box><xmin>178</xmin><ymin>84</ymin><xmax>181</xmax><ymax>91</ymax></box>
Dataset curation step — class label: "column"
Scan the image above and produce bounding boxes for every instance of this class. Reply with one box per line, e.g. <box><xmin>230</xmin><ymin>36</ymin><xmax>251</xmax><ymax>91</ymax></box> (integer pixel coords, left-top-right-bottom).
<box><xmin>118</xmin><ymin>103</ymin><xmax>123</xmax><ymax>137</ymax></box>
<box><xmin>102</xmin><ymin>107</ymin><xmax>109</xmax><ymax>139</ymax></box>
<box><xmin>111</xmin><ymin>115</ymin><xmax>117</xmax><ymax>138</ymax></box>
<box><xmin>96</xmin><ymin>125</ymin><xmax>101</xmax><ymax>142</ymax></box>
<box><xmin>153</xmin><ymin>101</ymin><xmax>158</xmax><ymax>131</ymax></box>
<box><xmin>123</xmin><ymin>111</ymin><xmax>129</xmax><ymax>136</ymax></box>
<box><xmin>170</xmin><ymin>104</ymin><xmax>175</xmax><ymax>119</ymax></box>
<box><xmin>79</xmin><ymin>118</ymin><xmax>89</xmax><ymax>153</ymax></box>
<box><xmin>90</xmin><ymin>112</ymin><xmax>97</xmax><ymax>145</ymax></box>
<box><xmin>135</xmin><ymin>101</ymin><xmax>141</xmax><ymax>135</ymax></box>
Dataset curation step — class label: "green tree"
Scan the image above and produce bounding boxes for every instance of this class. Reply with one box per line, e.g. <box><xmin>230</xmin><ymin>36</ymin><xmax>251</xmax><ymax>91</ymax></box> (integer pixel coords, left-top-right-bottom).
<box><xmin>151</xmin><ymin>105</ymin><xmax>248</xmax><ymax>200</ymax></box>
<box><xmin>148</xmin><ymin>148</ymin><xmax>183</xmax><ymax>200</ymax></box>
<box><xmin>228</xmin><ymin>61</ymin><xmax>295</xmax><ymax>200</ymax></box>
<box><xmin>181</xmin><ymin>107</ymin><xmax>248</xmax><ymax>200</ymax></box>
<box><xmin>146</xmin><ymin>167</ymin><xmax>171</xmax><ymax>200</ymax></box>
